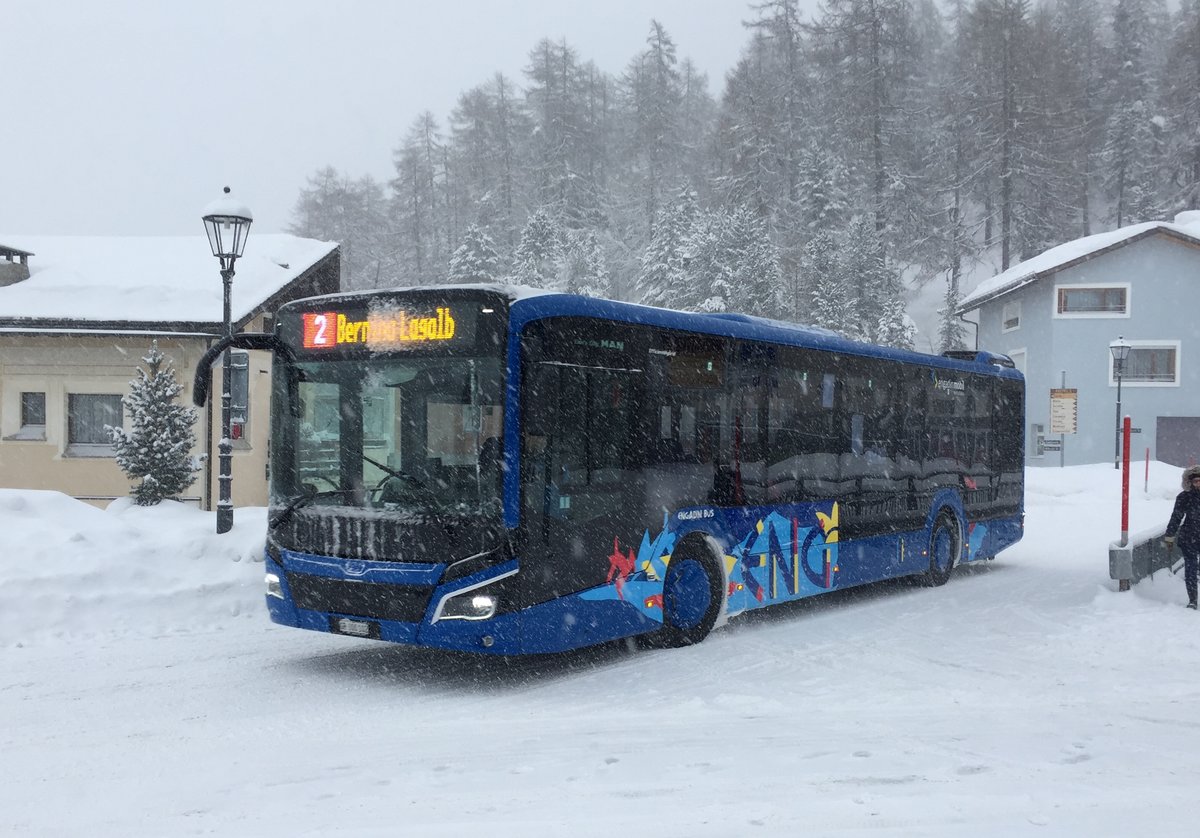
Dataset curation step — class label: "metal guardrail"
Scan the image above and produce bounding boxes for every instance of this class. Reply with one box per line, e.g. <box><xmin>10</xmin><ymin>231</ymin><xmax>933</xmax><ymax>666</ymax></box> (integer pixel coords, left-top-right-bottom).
<box><xmin>1109</xmin><ymin>523</ymin><xmax>1183</xmax><ymax>591</ymax></box>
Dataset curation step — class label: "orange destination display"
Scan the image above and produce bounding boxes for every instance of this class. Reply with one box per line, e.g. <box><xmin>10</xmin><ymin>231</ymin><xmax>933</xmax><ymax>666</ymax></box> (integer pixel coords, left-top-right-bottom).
<box><xmin>302</xmin><ymin>306</ymin><xmax>459</xmax><ymax>350</ymax></box>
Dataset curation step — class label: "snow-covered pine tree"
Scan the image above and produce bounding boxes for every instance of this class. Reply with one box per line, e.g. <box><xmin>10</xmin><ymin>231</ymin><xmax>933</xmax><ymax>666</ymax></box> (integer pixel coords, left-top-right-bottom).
<box><xmin>1048</xmin><ymin>0</ymin><xmax>1107</xmax><ymax>238</ymax></box>
<box><xmin>625</xmin><ymin>20</ymin><xmax>685</xmax><ymax>233</ymax></box>
<box><xmin>1008</xmin><ymin>5</ymin><xmax>1083</xmax><ymax>261</ymax></box>
<box><xmin>108</xmin><ymin>342</ymin><xmax>200</xmax><ymax>506</ymax></box>
<box><xmin>807</xmin><ymin>0</ymin><xmax>921</xmax><ymax>243</ymax></box>
<box><xmin>685</xmin><ymin>207</ymin><xmax>736</xmax><ymax>313</ymax></box>
<box><xmin>524</xmin><ymin>39</ymin><xmax>607</xmax><ymax>229</ymax></box>
<box><xmin>959</xmin><ymin>0</ymin><xmax>1036</xmax><ymax>270</ymax></box>
<box><xmin>937</xmin><ymin>273</ymin><xmax>968</xmax><ymax>353</ymax></box>
<box><xmin>447</xmin><ymin>224</ymin><xmax>501</xmax><ymax>283</ymax></box>
<box><xmin>558</xmin><ymin>229</ymin><xmax>611</xmax><ymax>297</ymax></box>
<box><xmin>796</xmin><ymin>144</ymin><xmax>852</xmax><ymax>239</ymax></box>
<box><xmin>725</xmin><ymin>205</ymin><xmax>783</xmax><ymax>317</ymax></box>
<box><xmin>637</xmin><ymin>188</ymin><xmax>697</xmax><ymax>308</ymax></box>
<box><xmin>876</xmin><ymin>296</ymin><xmax>917</xmax><ymax>350</ymax></box>
<box><xmin>834</xmin><ymin>216</ymin><xmax>882</xmax><ymax>342</ymax></box>
<box><xmin>1162</xmin><ymin>0</ymin><xmax>1200</xmax><ymax>211</ymax></box>
<box><xmin>676</xmin><ymin>59</ymin><xmax>716</xmax><ymax>195</ymax></box>
<box><xmin>447</xmin><ymin>73</ymin><xmax>531</xmax><ymax>256</ymax></box>
<box><xmin>803</xmin><ymin>230</ymin><xmax>857</xmax><ymax>336</ymax></box>
<box><xmin>714</xmin><ymin>31</ymin><xmax>791</xmax><ymax>219</ymax></box>
<box><xmin>1103</xmin><ymin>0</ymin><xmax>1169</xmax><ymax>226</ymax></box>
<box><xmin>289</xmin><ymin>166</ymin><xmax>388</xmax><ymax>290</ymax></box>
<box><xmin>511</xmin><ymin>208</ymin><xmax>564</xmax><ymax>288</ymax></box>
<box><xmin>390</xmin><ymin>111</ymin><xmax>452</xmax><ymax>285</ymax></box>
<box><xmin>836</xmin><ymin>215</ymin><xmax>913</xmax><ymax>348</ymax></box>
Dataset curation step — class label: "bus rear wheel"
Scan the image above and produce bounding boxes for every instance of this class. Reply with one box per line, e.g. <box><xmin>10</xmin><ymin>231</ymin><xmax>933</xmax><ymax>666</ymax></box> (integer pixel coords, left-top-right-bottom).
<box><xmin>653</xmin><ymin>547</ymin><xmax>724</xmax><ymax>648</ymax></box>
<box><xmin>922</xmin><ymin>513</ymin><xmax>960</xmax><ymax>587</ymax></box>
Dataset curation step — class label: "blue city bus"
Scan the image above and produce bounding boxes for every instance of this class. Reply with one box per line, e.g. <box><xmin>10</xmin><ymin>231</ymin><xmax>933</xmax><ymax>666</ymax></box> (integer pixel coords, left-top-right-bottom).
<box><xmin>195</xmin><ymin>285</ymin><xmax>1024</xmax><ymax>654</ymax></box>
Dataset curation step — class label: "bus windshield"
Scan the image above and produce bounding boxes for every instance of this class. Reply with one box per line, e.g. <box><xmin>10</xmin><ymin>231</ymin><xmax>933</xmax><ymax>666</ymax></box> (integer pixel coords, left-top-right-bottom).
<box><xmin>271</xmin><ymin>354</ymin><xmax>505</xmax><ymax>520</ymax></box>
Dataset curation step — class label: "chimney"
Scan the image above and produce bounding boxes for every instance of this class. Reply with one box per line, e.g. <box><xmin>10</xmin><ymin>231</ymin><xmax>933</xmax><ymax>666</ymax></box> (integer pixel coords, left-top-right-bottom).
<box><xmin>0</xmin><ymin>245</ymin><xmax>33</xmax><ymax>286</ymax></box>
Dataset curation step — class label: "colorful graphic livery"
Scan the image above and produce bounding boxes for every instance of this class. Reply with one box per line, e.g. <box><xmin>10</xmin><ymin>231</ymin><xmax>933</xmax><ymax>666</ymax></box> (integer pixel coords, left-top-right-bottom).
<box><xmin>196</xmin><ymin>285</ymin><xmax>1025</xmax><ymax>654</ymax></box>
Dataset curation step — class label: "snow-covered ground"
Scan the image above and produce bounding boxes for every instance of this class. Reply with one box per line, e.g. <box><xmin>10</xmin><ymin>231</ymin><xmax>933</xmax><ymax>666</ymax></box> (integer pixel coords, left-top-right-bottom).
<box><xmin>3</xmin><ymin>463</ymin><xmax>1198</xmax><ymax>836</ymax></box>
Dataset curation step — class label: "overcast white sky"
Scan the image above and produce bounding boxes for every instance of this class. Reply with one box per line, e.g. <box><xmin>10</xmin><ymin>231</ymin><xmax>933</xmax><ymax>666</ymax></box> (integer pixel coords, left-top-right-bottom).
<box><xmin>1</xmin><ymin>1</ymin><xmax>820</xmax><ymax>239</ymax></box>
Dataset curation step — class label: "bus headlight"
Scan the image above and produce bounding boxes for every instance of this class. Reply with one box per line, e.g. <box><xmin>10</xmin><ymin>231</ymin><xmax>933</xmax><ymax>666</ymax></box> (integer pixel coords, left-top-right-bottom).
<box><xmin>265</xmin><ymin>572</ymin><xmax>284</xmax><ymax>599</ymax></box>
<box><xmin>438</xmin><ymin>593</ymin><xmax>498</xmax><ymax>621</ymax></box>
<box><xmin>432</xmin><ymin>567</ymin><xmax>517</xmax><ymax>623</ymax></box>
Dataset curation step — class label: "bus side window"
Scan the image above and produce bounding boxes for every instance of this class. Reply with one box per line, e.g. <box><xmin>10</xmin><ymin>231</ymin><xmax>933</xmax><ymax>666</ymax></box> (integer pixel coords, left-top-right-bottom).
<box><xmin>644</xmin><ymin>333</ymin><xmax>728</xmax><ymax>512</ymax></box>
<box><xmin>521</xmin><ymin>362</ymin><xmax>558</xmax><ymax>542</ymax></box>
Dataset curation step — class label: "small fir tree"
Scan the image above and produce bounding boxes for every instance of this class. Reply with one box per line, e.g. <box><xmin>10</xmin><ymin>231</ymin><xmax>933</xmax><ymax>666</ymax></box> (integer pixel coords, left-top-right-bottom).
<box><xmin>108</xmin><ymin>342</ymin><xmax>200</xmax><ymax>505</ymax></box>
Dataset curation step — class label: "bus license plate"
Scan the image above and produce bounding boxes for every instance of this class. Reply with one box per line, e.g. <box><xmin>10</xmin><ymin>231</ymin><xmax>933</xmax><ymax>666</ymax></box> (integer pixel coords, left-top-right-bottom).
<box><xmin>333</xmin><ymin>617</ymin><xmax>373</xmax><ymax>637</ymax></box>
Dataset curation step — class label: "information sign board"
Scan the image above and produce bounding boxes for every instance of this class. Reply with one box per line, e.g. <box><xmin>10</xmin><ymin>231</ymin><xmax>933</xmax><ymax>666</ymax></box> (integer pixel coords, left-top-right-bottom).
<box><xmin>1049</xmin><ymin>388</ymin><xmax>1078</xmax><ymax>435</ymax></box>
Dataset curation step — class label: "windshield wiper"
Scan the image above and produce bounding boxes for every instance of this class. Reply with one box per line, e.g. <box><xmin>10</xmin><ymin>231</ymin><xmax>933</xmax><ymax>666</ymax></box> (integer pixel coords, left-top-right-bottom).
<box><xmin>361</xmin><ymin>453</ymin><xmax>430</xmax><ymax>492</ymax></box>
<box><xmin>362</xmin><ymin>453</ymin><xmax>449</xmax><ymax>510</ymax></box>
<box><xmin>361</xmin><ymin>452</ymin><xmax>463</xmax><ymax>547</ymax></box>
<box><xmin>270</xmin><ymin>487</ymin><xmax>357</xmax><ymax>529</ymax></box>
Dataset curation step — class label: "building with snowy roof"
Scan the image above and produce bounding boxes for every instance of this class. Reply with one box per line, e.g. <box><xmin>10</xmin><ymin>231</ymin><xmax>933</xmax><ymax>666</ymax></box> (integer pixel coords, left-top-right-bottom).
<box><xmin>957</xmin><ymin>213</ymin><xmax>1200</xmax><ymax>468</ymax></box>
<box><xmin>0</xmin><ymin>234</ymin><xmax>339</xmax><ymax>508</ymax></box>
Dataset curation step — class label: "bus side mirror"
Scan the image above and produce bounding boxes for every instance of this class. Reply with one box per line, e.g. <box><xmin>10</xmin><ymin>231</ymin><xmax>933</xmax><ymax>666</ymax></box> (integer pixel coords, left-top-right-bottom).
<box><xmin>192</xmin><ymin>332</ymin><xmax>288</xmax><ymax>407</ymax></box>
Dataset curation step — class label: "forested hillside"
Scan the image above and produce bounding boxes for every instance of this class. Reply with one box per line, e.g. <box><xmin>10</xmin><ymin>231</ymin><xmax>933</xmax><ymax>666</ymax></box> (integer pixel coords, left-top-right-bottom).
<box><xmin>289</xmin><ymin>0</ymin><xmax>1200</xmax><ymax>352</ymax></box>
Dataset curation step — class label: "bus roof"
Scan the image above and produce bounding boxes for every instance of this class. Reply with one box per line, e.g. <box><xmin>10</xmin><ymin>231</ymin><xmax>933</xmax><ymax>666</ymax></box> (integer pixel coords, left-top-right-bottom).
<box><xmin>280</xmin><ymin>283</ymin><xmax>1022</xmax><ymax>380</ymax></box>
<box><xmin>505</xmin><ymin>289</ymin><xmax>1023</xmax><ymax>380</ymax></box>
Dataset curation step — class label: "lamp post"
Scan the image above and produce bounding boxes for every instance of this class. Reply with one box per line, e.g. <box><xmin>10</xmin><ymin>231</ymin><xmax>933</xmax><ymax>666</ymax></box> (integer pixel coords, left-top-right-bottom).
<box><xmin>1110</xmin><ymin>335</ymin><xmax>1131</xmax><ymax>470</ymax></box>
<box><xmin>202</xmin><ymin>187</ymin><xmax>253</xmax><ymax>533</ymax></box>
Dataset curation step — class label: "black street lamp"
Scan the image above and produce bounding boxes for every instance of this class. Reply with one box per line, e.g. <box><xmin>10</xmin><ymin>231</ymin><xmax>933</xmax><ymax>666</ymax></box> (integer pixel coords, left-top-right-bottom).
<box><xmin>1110</xmin><ymin>335</ymin><xmax>1131</xmax><ymax>470</ymax></box>
<box><xmin>202</xmin><ymin>187</ymin><xmax>253</xmax><ymax>533</ymax></box>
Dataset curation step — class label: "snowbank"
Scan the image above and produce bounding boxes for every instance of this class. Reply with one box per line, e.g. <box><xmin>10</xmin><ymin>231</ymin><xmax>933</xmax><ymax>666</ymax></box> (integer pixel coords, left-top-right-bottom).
<box><xmin>0</xmin><ymin>489</ymin><xmax>265</xmax><ymax>646</ymax></box>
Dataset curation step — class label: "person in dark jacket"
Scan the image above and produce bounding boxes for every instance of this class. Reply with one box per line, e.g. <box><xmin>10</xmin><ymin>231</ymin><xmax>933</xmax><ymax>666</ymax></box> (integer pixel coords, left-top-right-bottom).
<box><xmin>1165</xmin><ymin>465</ymin><xmax>1200</xmax><ymax>609</ymax></box>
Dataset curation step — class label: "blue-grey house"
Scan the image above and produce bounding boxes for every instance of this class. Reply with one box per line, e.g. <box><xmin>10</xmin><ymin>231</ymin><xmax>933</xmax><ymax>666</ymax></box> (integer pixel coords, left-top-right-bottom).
<box><xmin>957</xmin><ymin>213</ymin><xmax>1200</xmax><ymax>468</ymax></box>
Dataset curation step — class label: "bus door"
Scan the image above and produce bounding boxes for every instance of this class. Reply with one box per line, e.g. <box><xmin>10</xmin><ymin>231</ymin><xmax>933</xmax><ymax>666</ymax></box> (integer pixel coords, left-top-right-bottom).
<box><xmin>519</xmin><ymin>357</ymin><xmax>645</xmax><ymax>607</ymax></box>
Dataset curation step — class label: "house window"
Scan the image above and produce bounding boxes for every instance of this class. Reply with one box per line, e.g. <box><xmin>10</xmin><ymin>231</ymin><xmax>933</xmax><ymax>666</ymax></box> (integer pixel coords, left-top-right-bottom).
<box><xmin>1113</xmin><ymin>342</ymin><xmax>1180</xmax><ymax>385</ymax></box>
<box><xmin>1002</xmin><ymin>301</ymin><xmax>1021</xmax><ymax>332</ymax></box>
<box><xmin>1056</xmin><ymin>285</ymin><xmax>1128</xmax><ymax>316</ymax></box>
<box><xmin>21</xmin><ymin>392</ymin><xmax>46</xmax><ymax>427</ymax></box>
<box><xmin>230</xmin><ymin>350</ymin><xmax>250</xmax><ymax>441</ymax></box>
<box><xmin>67</xmin><ymin>393</ymin><xmax>123</xmax><ymax>456</ymax></box>
<box><xmin>13</xmin><ymin>391</ymin><xmax>48</xmax><ymax>440</ymax></box>
<box><xmin>6</xmin><ymin>391</ymin><xmax>47</xmax><ymax>441</ymax></box>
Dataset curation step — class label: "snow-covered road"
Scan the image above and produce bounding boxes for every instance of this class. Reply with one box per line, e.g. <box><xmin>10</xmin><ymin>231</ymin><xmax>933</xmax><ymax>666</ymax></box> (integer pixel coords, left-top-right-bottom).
<box><xmin>4</xmin><ymin>464</ymin><xmax>1200</xmax><ymax>836</ymax></box>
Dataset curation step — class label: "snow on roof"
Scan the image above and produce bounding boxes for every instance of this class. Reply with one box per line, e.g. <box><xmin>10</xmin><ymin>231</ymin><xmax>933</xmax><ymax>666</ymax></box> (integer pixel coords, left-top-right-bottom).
<box><xmin>957</xmin><ymin>216</ymin><xmax>1200</xmax><ymax>312</ymax></box>
<box><xmin>0</xmin><ymin>233</ymin><xmax>337</xmax><ymax>327</ymax></box>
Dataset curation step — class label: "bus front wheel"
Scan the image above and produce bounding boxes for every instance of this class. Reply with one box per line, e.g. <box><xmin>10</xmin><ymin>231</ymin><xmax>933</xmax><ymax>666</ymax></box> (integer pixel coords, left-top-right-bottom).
<box><xmin>922</xmin><ymin>513</ymin><xmax>960</xmax><ymax>587</ymax></box>
<box><xmin>654</xmin><ymin>546</ymin><xmax>724</xmax><ymax>647</ymax></box>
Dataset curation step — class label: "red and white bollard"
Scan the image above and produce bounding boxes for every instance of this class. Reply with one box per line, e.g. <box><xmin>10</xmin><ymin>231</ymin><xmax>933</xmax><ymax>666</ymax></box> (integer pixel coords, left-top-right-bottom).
<box><xmin>1119</xmin><ymin>416</ymin><xmax>1132</xmax><ymax>591</ymax></box>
